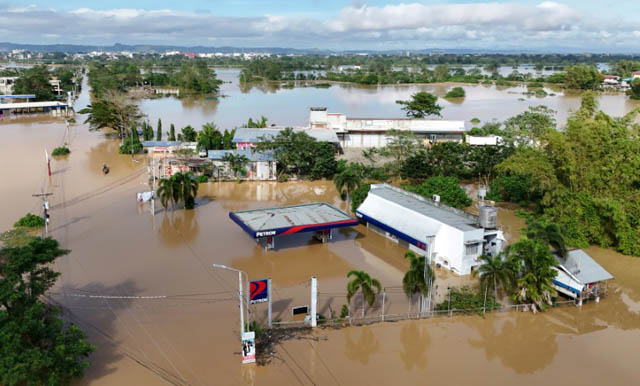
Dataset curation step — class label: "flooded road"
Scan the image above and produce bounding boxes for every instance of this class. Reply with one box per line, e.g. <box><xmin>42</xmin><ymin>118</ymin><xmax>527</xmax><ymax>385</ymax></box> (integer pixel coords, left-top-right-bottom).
<box><xmin>0</xmin><ymin>74</ymin><xmax>638</xmax><ymax>386</ymax></box>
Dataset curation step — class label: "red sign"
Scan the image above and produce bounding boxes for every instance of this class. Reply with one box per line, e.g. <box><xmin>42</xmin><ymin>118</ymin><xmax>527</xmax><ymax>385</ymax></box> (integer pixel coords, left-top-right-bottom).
<box><xmin>249</xmin><ymin>279</ymin><xmax>269</xmax><ymax>304</ymax></box>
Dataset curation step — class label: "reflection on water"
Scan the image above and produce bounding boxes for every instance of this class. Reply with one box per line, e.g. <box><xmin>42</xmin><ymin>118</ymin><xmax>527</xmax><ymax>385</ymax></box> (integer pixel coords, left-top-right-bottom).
<box><xmin>158</xmin><ymin>210</ymin><xmax>199</xmax><ymax>247</ymax></box>
<box><xmin>400</xmin><ymin>322</ymin><xmax>430</xmax><ymax>370</ymax></box>
<box><xmin>345</xmin><ymin>327</ymin><xmax>380</xmax><ymax>365</ymax></box>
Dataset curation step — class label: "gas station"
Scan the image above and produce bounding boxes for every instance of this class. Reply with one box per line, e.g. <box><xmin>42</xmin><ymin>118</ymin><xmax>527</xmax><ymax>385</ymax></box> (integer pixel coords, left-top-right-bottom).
<box><xmin>229</xmin><ymin>202</ymin><xmax>358</xmax><ymax>250</ymax></box>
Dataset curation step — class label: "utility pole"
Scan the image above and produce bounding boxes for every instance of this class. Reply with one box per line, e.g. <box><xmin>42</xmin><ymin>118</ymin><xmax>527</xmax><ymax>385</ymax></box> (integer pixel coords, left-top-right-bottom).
<box><xmin>32</xmin><ymin>192</ymin><xmax>53</xmax><ymax>235</ymax></box>
<box><xmin>45</xmin><ymin>149</ymin><xmax>51</xmax><ymax>177</ymax></box>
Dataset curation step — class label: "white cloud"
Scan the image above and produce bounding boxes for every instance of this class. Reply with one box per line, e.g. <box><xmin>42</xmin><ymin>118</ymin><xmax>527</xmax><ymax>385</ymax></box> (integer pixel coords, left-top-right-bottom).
<box><xmin>0</xmin><ymin>2</ymin><xmax>638</xmax><ymax>51</ymax></box>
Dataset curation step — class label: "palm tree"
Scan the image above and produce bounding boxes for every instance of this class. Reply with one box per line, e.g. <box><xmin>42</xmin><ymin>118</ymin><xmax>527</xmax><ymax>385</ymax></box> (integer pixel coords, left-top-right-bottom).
<box><xmin>524</xmin><ymin>220</ymin><xmax>567</xmax><ymax>257</ymax></box>
<box><xmin>402</xmin><ymin>251</ymin><xmax>434</xmax><ymax>304</ymax></box>
<box><xmin>222</xmin><ymin>153</ymin><xmax>250</xmax><ymax>180</ymax></box>
<box><xmin>156</xmin><ymin>172</ymin><xmax>199</xmax><ymax>211</ymax></box>
<box><xmin>177</xmin><ymin>125</ymin><xmax>198</xmax><ymax>142</ymax></box>
<box><xmin>346</xmin><ymin>270</ymin><xmax>382</xmax><ymax>316</ymax></box>
<box><xmin>198</xmin><ymin>123</ymin><xmax>223</xmax><ymax>151</ymax></box>
<box><xmin>472</xmin><ymin>253</ymin><xmax>514</xmax><ymax>301</ymax></box>
<box><xmin>334</xmin><ymin>166</ymin><xmax>362</xmax><ymax>211</ymax></box>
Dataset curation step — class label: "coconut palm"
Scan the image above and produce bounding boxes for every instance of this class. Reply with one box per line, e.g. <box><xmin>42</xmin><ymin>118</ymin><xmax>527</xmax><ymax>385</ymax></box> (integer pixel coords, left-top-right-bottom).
<box><xmin>508</xmin><ymin>239</ymin><xmax>558</xmax><ymax>312</ymax></box>
<box><xmin>222</xmin><ymin>153</ymin><xmax>250</xmax><ymax>180</ymax></box>
<box><xmin>402</xmin><ymin>251</ymin><xmax>434</xmax><ymax>301</ymax></box>
<box><xmin>156</xmin><ymin>172</ymin><xmax>199</xmax><ymax>211</ymax></box>
<box><xmin>524</xmin><ymin>220</ymin><xmax>567</xmax><ymax>258</ymax></box>
<box><xmin>346</xmin><ymin>270</ymin><xmax>382</xmax><ymax>316</ymax></box>
<box><xmin>472</xmin><ymin>253</ymin><xmax>514</xmax><ymax>301</ymax></box>
<box><xmin>334</xmin><ymin>165</ymin><xmax>362</xmax><ymax>211</ymax></box>
<box><xmin>198</xmin><ymin>122</ymin><xmax>223</xmax><ymax>151</ymax></box>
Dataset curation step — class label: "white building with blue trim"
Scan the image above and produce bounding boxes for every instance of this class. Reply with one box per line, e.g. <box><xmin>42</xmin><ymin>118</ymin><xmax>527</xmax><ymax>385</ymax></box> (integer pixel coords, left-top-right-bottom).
<box><xmin>552</xmin><ymin>249</ymin><xmax>613</xmax><ymax>303</ymax></box>
<box><xmin>356</xmin><ymin>184</ymin><xmax>505</xmax><ymax>275</ymax></box>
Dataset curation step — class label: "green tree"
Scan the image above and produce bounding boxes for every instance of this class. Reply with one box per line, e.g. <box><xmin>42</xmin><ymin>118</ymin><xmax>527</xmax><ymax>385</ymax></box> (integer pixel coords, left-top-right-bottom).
<box><xmin>378</xmin><ymin>129</ymin><xmax>419</xmax><ymax>165</ymax></box>
<box><xmin>255</xmin><ymin>128</ymin><xmax>318</xmax><ymax>178</ymax></box>
<box><xmin>198</xmin><ymin>123</ymin><xmax>223</xmax><ymax>151</ymax></box>
<box><xmin>156</xmin><ymin>118</ymin><xmax>162</xmax><ymax>141</ymax></box>
<box><xmin>334</xmin><ymin>164</ymin><xmax>363</xmax><ymax>211</ymax></box>
<box><xmin>406</xmin><ymin>176</ymin><xmax>471</xmax><ymax>209</ymax></box>
<box><xmin>346</xmin><ymin>270</ymin><xmax>382</xmax><ymax>312</ymax></box>
<box><xmin>168</xmin><ymin>123</ymin><xmax>176</xmax><ymax>141</ymax></box>
<box><xmin>222</xmin><ymin>153</ymin><xmax>250</xmax><ymax>180</ymax></box>
<box><xmin>0</xmin><ymin>237</ymin><xmax>94</xmax><ymax>385</ymax></box>
<box><xmin>156</xmin><ymin>172</ymin><xmax>199</xmax><ymax>211</ymax></box>
<box><xmin>445</xmin><ymin>87</ymin><xmax>465</xmax><ymax>98</ymax></box>
<box><xmin>402</xmin><ymin>251</ymin><xmax>434</xmax><ymax>301</ymax></box>
<box><xmin>78</xmin><ymin>90</ymin><xmax>144</xmax><ymax>138</ymax></box>
<box><xmin>246</xmin><ymin>116</ymin><xmax>268</xmax><ymax>128</ymax></box>
<box><xmin>119</xmin><ymin>124</ymin><xmax>143</xmax><ymax>154</ymax></box>
<box><xmin>177</xmin><ymin>126</ymin><xmax>198</xmax><ymax>142</ymax></box>
<box><xmin>433</xmin><ymin>64</ymin><xmax>450</xmax><ymax>82</ymax></box>
<box><xmin>350</xmin><ymin>183</ymin><xmax>371</xmax><ymax>212</ymax></box>
<box><xmin>563</xmin><ymin>64</ymin><xmax>603</xmax><ymax>90</ymax></box>
<box><xmin>629</xmin><ymin>78</ymin><xmax>640</xmax><ymax>100</ymax></box>
<box><xmin>508</xmin><ymin>238</ymin><xmax>558</xmax><ymax>312</ymax></box>
<box><xmin>396</xmin><ymin>92</ymin><xmax>442</xmax><ymax>118</ymax></box>
<box><xmin>310</xmin><ymin>142</ymin><xmax>338</xmax><ymax>179</ymax></box>
<box><xmin>472</xmin><ymin>254</ymin><xmax>515</xmax><ymax>301</ymax></box>
<box><xmin>12</xmin><ymin>65</ymin><xmax>55</xmax><ymax>101</ymax></box>
<box><xmin>523</xmin><ymin>219</ymin><xmax>567</xmax><ymax>258</ymax></box>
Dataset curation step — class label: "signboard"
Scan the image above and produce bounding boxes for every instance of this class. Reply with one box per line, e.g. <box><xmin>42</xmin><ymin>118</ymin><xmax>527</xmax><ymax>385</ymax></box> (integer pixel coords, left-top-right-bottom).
<box><xmin>292</xmin><ymin>305</ymin><xmax>309</xmax><ymax>315</ymax></box>
<box><xmin>249</xmin><ymin>279</ymin><xmax>269</xmax><ymax>304</ymax></box>
<box><xmin>241</xmin><ymin>331</ymin><xmax>256</xmax><ymax>364</ymax></box>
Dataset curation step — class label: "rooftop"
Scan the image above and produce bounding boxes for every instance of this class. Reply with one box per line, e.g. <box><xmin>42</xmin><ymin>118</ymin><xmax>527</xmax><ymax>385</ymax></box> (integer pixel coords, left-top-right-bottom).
<box><xmin>208</xmin><ymin>149</ymin><xmax>275</xmax><ymax>162</ymax></box>
<box><xmin>141</xmin><ymin>141</ymin><xmax>182</xmax><ymax>148</ymax></box>
<box><xmin>0</xmin><ymin>101</ymin><xmax>67</xmax><ymax>109</ymax></box>
<box><xmin>230</xmin><ymin>202</ymin><xmax>357</xmax><ymax>237</ymax></box>
<box><xmin>556</xmin><ymin>249</ymin><xmax>614</xmax><ymax>284</ymax></box>
<box><xmin>361</xmin><ymin>184</ymin><xmax>480</xmax><ymax>232</ymax></box>
<box><xmin>232</xmin><ymin>127</ymin><xmax>339</xmax><ymax>143</ymax></box>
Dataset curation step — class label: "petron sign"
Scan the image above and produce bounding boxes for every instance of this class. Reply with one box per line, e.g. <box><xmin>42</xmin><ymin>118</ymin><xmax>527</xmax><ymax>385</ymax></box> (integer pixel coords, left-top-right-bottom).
<box><xmin>249</xmin><ymin>279</ymin><xmax>269</xmax><ymax>304</ymax></box>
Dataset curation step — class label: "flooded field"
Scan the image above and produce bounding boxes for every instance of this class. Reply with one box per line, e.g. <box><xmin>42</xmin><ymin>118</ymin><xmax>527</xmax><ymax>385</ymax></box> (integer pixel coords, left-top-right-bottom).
<box><xmin>0</xmin><ymin>75</ymin><xmax>639</xmax><ymax>385</ymax></box>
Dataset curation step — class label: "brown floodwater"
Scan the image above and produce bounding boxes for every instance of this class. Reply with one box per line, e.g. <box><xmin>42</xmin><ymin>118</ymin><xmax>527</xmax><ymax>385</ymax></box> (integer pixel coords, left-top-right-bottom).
<box><xmin>0</xmin><ymin>76</ymin><xmax>639</xmax><ymax>386</ymax></box>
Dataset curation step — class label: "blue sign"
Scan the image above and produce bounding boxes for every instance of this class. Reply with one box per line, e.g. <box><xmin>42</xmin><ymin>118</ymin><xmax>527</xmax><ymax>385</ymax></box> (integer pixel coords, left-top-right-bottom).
<box><xmin>249</xmin><ymin>279</ymin><xmax>269</xmax><ymax>304</ymax></box>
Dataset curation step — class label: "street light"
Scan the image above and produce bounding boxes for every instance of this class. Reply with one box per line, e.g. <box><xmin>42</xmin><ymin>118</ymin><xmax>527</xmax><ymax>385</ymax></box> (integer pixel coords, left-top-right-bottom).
<box><xmin>212</xmin><ymin>264</ymin><xmax>249</xmax><ymax>335</ymax></box>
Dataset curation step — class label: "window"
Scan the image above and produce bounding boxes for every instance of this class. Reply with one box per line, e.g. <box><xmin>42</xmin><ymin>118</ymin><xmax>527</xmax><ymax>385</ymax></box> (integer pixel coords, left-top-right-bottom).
<box><xmin>465</xmin><ymin>243</ymin><xmax>478</xmax><ymax>255</ymax></box>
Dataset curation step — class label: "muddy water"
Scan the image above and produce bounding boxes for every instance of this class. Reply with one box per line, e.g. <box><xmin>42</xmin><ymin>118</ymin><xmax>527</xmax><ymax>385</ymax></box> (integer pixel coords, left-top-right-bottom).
<box><xmin>0</xmin><ymin>75</ymin><xmax>639</xmax><ymax>386</ymax></box>
<box><xmin>139</xmin><ymin>68</ymin><xmax>640</xmax><ymax>131</ymax></box>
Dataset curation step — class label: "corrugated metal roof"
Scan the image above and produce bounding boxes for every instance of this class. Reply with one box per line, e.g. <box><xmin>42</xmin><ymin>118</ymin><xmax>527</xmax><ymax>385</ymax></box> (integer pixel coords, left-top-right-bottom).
<box><xmin>232</xmin><ymin>127</ymin><xmax>339</xmax><ymax>143</ymax></box>
<box><xmin>556</xmin><ymin>250</ymin><xmax>613</xmax><ymax>284</ymax></box>
<box><xmin>141</xmin><ymin>141</ymin><xmax>182</xmax><ymax>147</ymax></box>
<box><xmin>232</xmin><ymin>203</ymin><xmax>354</xmax><ymax>231</ymax></box>
<box><xmin>0</xmin><ymin>101</ymin><xmax>67</xmax><ymax>109</ymax></box>
<box><xmin>208</xmin><ymin>149</ymin><xmax>275</xmax><ymax>162</ymax></box>
<box><xmin>357</xmin><ymin>184</ymin><xmax>480</xmax><ymax>233</ymax></box>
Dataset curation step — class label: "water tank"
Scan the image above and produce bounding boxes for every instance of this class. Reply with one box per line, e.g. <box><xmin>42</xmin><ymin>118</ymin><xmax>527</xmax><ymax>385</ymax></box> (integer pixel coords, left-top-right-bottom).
<box><xmin>432</xmin><ymin>194</ymin><xmax>440</xmax><ymax>203</ymax></box>
<box><xmin>479</xmin><ymin>205</ymin><xmax>498</xmax><ymax>229</ymax></box>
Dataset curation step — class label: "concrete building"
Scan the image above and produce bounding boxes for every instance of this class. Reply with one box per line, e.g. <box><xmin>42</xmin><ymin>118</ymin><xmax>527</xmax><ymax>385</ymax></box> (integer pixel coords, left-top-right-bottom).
<box><xmin>309</xmin><ymin>107</ymin><xmax>466</xmax><ymax>148</ymax></box>
<box><xmin>0</xmin><ymin>77</ymin><xmax>18</xmax><ymax>94</ymax></box>
<box><xmin>208</xmin><ymin>149</ymin><xmax>277</xmax><ymax>181</ymax></box>
<box><xmin>632</xmin><ymin>71</ymin><xmax>640</xmax><ymax>80</ymax></box>
<box><xmin>232</xmin><ymin>127</ymin><xmax>340</xmax><ymax>149</ymax></box>
<box><xmin>0</xmin><ymin>101</ymin><xmax>68</xmax><ymax>118</ymax></box>
<box><xmin>356</xmin><ymin>184</ymin><xmax>505</xmax><ymax>275</ymax></box>
<box><xmin>552</xmin><ymin>249</ymin><xmax>613</xmax><ymax>304</ymax></box>
<box><xmin>465</xmin><ymin>135</ymin><xmax>503</xmax><ymax>146</ymax></box>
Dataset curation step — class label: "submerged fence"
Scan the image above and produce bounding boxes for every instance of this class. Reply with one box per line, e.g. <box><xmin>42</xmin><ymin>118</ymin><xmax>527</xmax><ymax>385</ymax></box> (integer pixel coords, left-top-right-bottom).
<box><xmin>258</xmin><ymin>282</ymin><xmax>584</xmax><ymax>329</ymax></box>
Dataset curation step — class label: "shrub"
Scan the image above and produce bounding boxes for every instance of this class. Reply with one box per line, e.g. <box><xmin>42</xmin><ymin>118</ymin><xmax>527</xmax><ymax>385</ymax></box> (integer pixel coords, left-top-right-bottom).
<box><xmin>470</xmin><ymin>117</ymin><xmax>481</xmax><ymax>124</ymax></box>
<box><xmin>119</xmin><ymin>138</ymin><xmax>143</xmax><ymax>154</ymax></box>
<box><xmin>51</xmin><ymin>146</ymin><xmax>70</xmax><ymax>156</ymax></box>
<box><xmin>445</xmin><ymin>87</ymin><xmax>465</xmax><ymax>98</ymax></box>
<box><xmin>406</xmin><ymin>176</ymin><xmax>472</xmax><ymax>208</ymax></box>
<box><xmin>340</xmin><ymin>304</ymin><xmax>350</xmax><ymax>318</ymax></box>
<box><xmin>195</xmin><ymin>175</ymin><xmax>209</xmax><ymax>183</ymax></box>
<box><xmin>351</xmin><ymin>183</ymin><xmax>372</xmax><ymax>212</ymax></box>
<box><xmin>14</xmin><ymin>213</ymin><xmax>45</xmax><ymax>228</ymax></box>
<box><xmin>434</xmin><ymin>286</ymin><xmax>501</xmax><ymax>314</ymax></box>
<box><xmin>184</xmin><ymin>196</ymin><xmax>195</xmax><ymax>210</ymax></box>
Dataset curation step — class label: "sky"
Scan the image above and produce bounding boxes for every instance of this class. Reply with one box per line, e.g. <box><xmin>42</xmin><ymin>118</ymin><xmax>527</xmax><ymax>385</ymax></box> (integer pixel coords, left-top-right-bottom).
<box><xmin>1</xmin><ymin>1</ymin><xmax>639</xmax><ymax>52</ymax></box>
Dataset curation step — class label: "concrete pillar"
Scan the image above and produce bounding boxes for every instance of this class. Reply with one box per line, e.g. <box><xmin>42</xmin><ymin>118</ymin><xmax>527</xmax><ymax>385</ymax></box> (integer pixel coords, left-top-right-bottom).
<box><xmin>310</xmin><ymin>276</ymin><xmax>317</xmax><ymax>328</ymax></box>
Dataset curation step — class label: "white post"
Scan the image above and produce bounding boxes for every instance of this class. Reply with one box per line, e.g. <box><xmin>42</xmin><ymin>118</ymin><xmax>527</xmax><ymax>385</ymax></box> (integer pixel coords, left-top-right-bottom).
<box><xmin>381</xmin><ymin>289</ymin><xmax>386</xmax><ymax>322</ymax></box>
<box><xmin>239</xmin><ymin>271</ymin><xmax>245</xmax><ymax>334</ymax></box>
<box><xmin>310</xmin><ymin>276</ymin><xmax>317</xmax><ymax>327</ymax></box>
<box><xmin>268</xmin><ymin>278</ymin><xmax>272</xmax><ymax>327</ymax></box>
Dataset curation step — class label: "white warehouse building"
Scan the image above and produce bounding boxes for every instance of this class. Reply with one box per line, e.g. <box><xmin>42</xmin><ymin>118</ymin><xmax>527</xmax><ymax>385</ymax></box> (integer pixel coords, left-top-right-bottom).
<box><xmin>308</xmin><ymin>107</ymin><xmax>466</xmax><ymax>148</ymax></box>
<box><xmin>356</xmin><ymin>184</ymin><xmax>506</xmax><ymax>275</ymax></box>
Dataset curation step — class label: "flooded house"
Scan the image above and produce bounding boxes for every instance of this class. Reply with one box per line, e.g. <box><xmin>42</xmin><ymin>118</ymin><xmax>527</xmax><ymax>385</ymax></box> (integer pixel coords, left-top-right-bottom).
<box><xmin>308</xmin><ymin>107</ymin><xmax>466</xmax><ymax>148</ymax></box>
<box><xmin>552</xmin><ymin>249</ymin><xmax>614</xmax><ymax>305</ymax></box>
<box><xmin>356</xmin><ymin>184</ymin><xmax>506</xmax><ymax>275</ymax></box>
<box><xmin>208</xmin><ymin>149</ymin><xmax>277</xmax><ymax>181</ymax></box>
